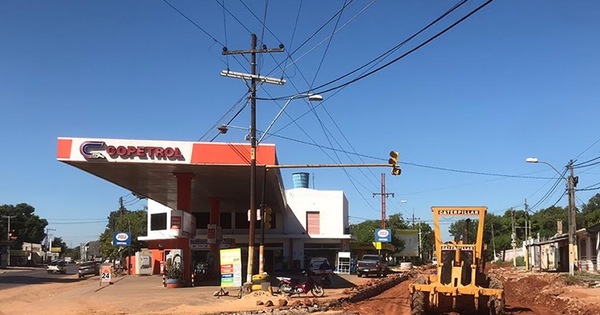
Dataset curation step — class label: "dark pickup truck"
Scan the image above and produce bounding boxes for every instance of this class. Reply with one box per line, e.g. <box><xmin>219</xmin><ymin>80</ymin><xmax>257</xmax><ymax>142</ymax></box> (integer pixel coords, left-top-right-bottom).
<box><xmin>356</xmin><ymin>254</ymin><xmax>388</xmax><ymax>278</ymax></box>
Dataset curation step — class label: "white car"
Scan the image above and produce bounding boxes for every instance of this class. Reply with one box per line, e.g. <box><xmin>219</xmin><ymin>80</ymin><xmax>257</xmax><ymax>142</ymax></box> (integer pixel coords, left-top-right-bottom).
<box><xmin>47</xmin><ymin>260</ymin><xmax>67</xmax><ymax>274</ymax></box>
<box><xmin>308</xmin><ymin>257</ymin><xmax>332</xmax><ymax>274</ymax></box>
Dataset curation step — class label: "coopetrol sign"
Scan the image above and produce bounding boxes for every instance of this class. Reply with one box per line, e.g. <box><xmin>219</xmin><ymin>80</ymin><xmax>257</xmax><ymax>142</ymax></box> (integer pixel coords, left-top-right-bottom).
<box><xmin>112</xmin><ymin>232</ymin><xmax>131</xmax><ymax>246</ymax></box>
<box><xmin>80</xmin><ymin>141</ymin><xmax>184</xmax><ymax>161</ymax></box>
<box><xmin>375</xmin><ymin>229</ymin><xmax>392</xmax><ymax>243</ymax></box>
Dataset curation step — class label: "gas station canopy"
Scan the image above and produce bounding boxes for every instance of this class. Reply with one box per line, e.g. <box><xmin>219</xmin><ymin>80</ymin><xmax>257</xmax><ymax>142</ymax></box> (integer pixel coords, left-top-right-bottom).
<box><xmin>57</xmin><ymin>137</ymin><xmax>287</xmax><ymax>212</ymax></box>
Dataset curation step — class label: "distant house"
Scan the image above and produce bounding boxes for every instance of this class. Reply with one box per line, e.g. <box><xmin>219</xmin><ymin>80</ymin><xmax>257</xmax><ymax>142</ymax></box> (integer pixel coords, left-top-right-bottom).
<box><xmin>525</xmin><ymin>220</ymin><xmax>569</xmax><ymax>272</ymax></box>
<box><xmin>576</xmin><ymin>222</ymin><xmax>600</xmax><ymax>272</ymax></box>
<box><xmin>80</xmin><ymin>240</ymin><xmax>101</xmax><ymax>262</ymax></box>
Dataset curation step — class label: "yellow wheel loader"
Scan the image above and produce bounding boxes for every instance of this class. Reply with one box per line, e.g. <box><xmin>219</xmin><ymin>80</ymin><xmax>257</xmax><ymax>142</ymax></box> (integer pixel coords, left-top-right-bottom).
<box><xmin>409</xmin><ymin>206</ymin><xmax>504</xmax><ymax>315</ymax></box>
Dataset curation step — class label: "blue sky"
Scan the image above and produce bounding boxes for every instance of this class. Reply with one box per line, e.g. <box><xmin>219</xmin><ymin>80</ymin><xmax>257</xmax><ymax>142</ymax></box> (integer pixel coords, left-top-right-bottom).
<box><xmin>2</xmin><ymin>0</ymin><xmax>600</xmax><ymax>246</ymax></box>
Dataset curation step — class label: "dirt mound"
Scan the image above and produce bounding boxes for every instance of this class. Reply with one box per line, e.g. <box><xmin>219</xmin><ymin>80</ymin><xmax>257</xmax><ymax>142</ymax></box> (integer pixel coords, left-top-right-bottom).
<box><xmin>492</xmin><ymin>267</ymin><xmax>600</xmax><ymax>315</ymax></box>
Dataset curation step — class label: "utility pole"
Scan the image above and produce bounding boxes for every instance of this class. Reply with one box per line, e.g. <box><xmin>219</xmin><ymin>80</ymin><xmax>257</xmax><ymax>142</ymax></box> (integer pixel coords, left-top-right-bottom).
<box><xmin>524</xmin><ymin>199</ymin><xmax>529</xmax><ymax>271</ymax></box>
<box><xmin>45</xmin><ymin>227</ymin><xmax>56</xmax><ymax>263</ymax></box>
<box><xmin>411</xmin><ymin>209</ymin><xmax>420</xmax><ymax>228</ymax></box>
<box><xmin>372</xmin><ymin>173</ymin><xmax>394</xmax><ymax>229</ymax></box>
<box><xmin>567</xmin><ymin>160</ymin><xmax>577</xmax><ymax>276</ymax></box>
<box><xmin>491</xmin><ymin>224</ymin><xmax>497</xmax><ymax>261</ymax></box>
<box><xmin>511</xmin><ymin>208</ymin><xmax>516</xmax><ymax>267</ymax></box>
<box><xmin>2</xmin><ymin>215</ymin><xmax>16</xmax><ymax>266</ymax></box>
<box><xmin>222</xmin><ymin>34</ymin><xmax>285</xmax><ymax>285</ymax></box>
<box><xmin>119</xmin><ymin>197</ymin><xmax>126</xmax><ymax>213</ymax></box>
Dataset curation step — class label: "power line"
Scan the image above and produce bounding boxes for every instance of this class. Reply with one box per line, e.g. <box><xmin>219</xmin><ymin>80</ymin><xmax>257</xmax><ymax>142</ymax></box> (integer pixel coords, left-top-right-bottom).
<box><xmin>162</xmin><ymin>0</ymin><xmax>224</xmax><ymax>46</ymax></box>
<box><xmin>312</xmin><ymin>0</ymin><xmax>495</xmax><ymax>96</ymax></box>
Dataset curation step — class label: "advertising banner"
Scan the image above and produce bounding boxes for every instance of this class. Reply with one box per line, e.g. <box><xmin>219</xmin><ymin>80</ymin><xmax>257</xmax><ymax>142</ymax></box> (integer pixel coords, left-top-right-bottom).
<box><xmin>396</xmin><ymin>229</ymin><xmax>419</xmax><ymax>257</ymax></box>
<box><xmin>220</xmin><ymin>248</ymin><xmax>242</xmax><ymax>288</ymax></box>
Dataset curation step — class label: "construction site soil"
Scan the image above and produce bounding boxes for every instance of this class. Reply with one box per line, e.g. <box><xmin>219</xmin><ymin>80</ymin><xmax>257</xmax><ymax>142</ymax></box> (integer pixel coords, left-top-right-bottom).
<box><xmin>338</xmin><ymin>265</ymin><xmax>600</xmax><ymax>315</ymax></box>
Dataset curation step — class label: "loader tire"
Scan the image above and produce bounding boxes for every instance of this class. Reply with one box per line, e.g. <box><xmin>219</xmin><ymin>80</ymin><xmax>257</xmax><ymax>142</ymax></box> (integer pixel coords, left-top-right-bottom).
<box><xmin>410</xmin><ymin>276</ymin><xmax>428</xmax><ymax>315</ymax></box>
<box><xmin>410</xmin><ymin>291</ymin><xmax>426</xmax><ymax>315</ymax></box>
<box><xmin>488</xmin><ymin>275</ymin><xmax>505</xmax><ymax>315</ymax></box>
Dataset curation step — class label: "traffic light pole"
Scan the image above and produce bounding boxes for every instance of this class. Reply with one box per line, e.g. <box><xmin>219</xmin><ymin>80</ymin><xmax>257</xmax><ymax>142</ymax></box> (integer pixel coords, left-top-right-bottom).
<box><xmin>259</xmin><ymin>168</ymin><xmax>267</xmax><ymax>275</ymax></box>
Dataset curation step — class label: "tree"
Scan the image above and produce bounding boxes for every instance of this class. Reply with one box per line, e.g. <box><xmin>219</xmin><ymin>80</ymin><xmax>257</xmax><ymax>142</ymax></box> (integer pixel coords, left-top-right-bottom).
<box><xmin>448</xmin><ymin>219</ymin><xmax>479</xmax><ymax>243</ymax></box>
<box><xmin>51</xmin><ymin>236</ymin><xmax>67</xmax><ymax>256</ymax></box>
<box><xmin>416</xmin><ymin>222</ymin><xmax>433</xmax><ymax>261</ymax></box>
<box><xmin>349</xmin><ymin>214</ymin><xmax>409</xmax><ymax>256</ymax></box>
<box><xmin>0</xmin><ymin>203</ymin><xmax>48</xmax><ymax>249</ymax></box>
<box><xmin>530</xmin><ymin>206</ymin><xmax>567</xmax><ymax>239</ymax></box>
<box><xmin>99</xmin><ymin>209</ymin><xmax>147</xmax><ymax>260</ymax></box>
<box><xmin>578</xmin><ymin>193</ymin><xmax>600</xmax><ymax>228</ymax></box>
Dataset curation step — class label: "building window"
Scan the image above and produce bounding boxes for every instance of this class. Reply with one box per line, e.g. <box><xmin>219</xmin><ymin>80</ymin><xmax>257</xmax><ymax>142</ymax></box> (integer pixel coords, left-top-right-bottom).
<box><xmin>235</xmin><ymin>212</ymin><xmax>249</xmax><ymax>229</ymax></box>
<box><xmin>581</xmin><ymin>239</ymin><xmax>587</xmax><ymax>260</ymax></box>
<box><xmin>306</xmin><ymin>212</ymin><xmax>320</xmax><ymax>235</ymax></box>
<box><xmin>193</xmin><ymin>212</ymin><xmax>210</xmax><ymax>229</ymax></box>
<box><xmin>220</xmin><ymin>212</ymin><xmax>232</xmax><ymax>229</ymax></box>
<box><xmin>150</xmin><ymin>213</ymin><xmax>167</xmax><ymax>231</ymax></box>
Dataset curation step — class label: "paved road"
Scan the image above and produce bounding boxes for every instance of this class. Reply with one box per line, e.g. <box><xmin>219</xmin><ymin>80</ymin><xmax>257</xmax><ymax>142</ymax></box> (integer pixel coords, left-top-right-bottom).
<box><xmin>0</xmin><ymin>264</ymin><xmax>79</xmax><ymax>290</ymax></box>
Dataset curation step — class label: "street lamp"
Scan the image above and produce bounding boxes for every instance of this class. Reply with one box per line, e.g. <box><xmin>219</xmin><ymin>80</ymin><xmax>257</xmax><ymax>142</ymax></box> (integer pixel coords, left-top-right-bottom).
<box><xmin>257</xmin><ymin>94</ymin><xmax>323</xmax><ymax>143</ymax></box>
<box><xmin>246</xmin><ymin>93</ymin><xmax>323</xmax><ymax>285</ymax></box>
<box><xmin>526</xmin><ymin>157</ymin><xmax>577</xmax><ymax>275</ymax></box>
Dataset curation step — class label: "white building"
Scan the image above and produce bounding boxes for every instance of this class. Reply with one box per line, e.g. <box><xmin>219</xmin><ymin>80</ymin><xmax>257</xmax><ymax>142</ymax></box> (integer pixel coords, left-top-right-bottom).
<box><xmin>140</xmin><ymin>172</ymin><xmax>352</xmax><ymax>273</ymax></box>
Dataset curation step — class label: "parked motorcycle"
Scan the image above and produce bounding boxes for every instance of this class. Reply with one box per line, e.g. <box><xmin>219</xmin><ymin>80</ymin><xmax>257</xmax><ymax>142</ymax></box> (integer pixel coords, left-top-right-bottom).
<box><xmin>276</xmin><ymin>271</ymin><xmax>325</xmax><ymax>297</ymax></box>
<box><xmin>318</xmin><ymin>273</ymin><xmax>332</xmax><ymax>288</ymax></box>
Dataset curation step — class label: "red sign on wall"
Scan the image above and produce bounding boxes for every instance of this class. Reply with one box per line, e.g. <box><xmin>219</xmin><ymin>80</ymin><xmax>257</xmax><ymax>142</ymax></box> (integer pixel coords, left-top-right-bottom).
<box><xmin>171</xmin><ymin>216</ymin><xmax>181</xmax><ymax>230</ymax></box>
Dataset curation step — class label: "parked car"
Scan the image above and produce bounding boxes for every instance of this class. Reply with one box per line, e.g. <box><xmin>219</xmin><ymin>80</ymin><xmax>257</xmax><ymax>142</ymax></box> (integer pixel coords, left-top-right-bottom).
<box><xmin>78</xmin><ymin>261</ymin><xmax>100</xmax><ymax>278</ymax></box>
<box><xmin>308</xmin><ymin>257</ymin><xmax>333</xmax><ymax>287</ymax></box>
<box><xmin>47</xmin><ymin>260</ymin><xmax>67</xmax><ymax>274</ymax></box>
<box><xmin>356</xmin><ymin>254</ymin><xmax>388</xmax><ymax>278</ymax></box>
<box><xmin>308</xmin><ymin>257</ymin><xmax>331</xmax><ymax>274</ymax></box>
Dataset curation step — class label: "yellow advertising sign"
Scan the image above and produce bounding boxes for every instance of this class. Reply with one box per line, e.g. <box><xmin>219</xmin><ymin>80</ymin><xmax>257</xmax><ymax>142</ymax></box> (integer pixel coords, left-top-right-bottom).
<box><xmin>219</xmin><ymin>248</ymin><xmax>242</xmax><ymax>288</ymax></box>
<box><xmin>51</xmin><ymin>247</ymin><xmax>62</xmax><ymax>253</ymax></box>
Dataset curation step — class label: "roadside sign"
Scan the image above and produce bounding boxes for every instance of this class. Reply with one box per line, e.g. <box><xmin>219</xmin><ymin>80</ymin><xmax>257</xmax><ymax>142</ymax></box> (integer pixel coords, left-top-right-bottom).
<box><xmin>220</xmin><ymin>248</ymin><xmax>242</xmax><ymax>288</ymax></box>
<box><xmin>100</xmin><ymin>263</ymin><xmax>112</xmax><ymax>285</ymax></box>
<box><xmin>375</xmin><ymin>229</ymin><xmax>392</xmax><ymax>243</ymax></box>
<box><xmin>112</xmin><ymin>232</ymin><xmax>131</xmax><ymax>246</ymax></box>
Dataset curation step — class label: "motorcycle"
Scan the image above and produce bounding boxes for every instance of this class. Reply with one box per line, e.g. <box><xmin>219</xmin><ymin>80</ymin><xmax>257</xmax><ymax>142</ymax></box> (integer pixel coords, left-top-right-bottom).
<box><xmin>276</xmin><ymin>271</ymin><xmax>325</xmax><ymax>297</ymax></box>
<box><xmin>318</xmin><ymin>273</ymin><xmax>332</xmax><ymax>288</ymax></box>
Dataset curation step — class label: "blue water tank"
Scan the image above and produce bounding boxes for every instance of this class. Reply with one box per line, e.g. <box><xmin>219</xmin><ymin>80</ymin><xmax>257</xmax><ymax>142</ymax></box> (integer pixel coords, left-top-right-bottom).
<box><xmin>292</xmin><ymin>172</ymin><xmax>310</xmax><ymax>189</ymax></box>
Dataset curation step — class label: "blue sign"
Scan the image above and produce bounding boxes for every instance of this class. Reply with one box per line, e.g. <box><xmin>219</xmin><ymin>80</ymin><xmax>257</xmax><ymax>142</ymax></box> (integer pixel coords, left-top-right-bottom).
<box><xmin>375</xmin><ymin>229</ymin><xmax>392</xmax><ymax>243</ymax></box>
<box><xmin>112</xmin><ymin>232</ymin><xmax>131</xmax><ymax>246</ymax></box>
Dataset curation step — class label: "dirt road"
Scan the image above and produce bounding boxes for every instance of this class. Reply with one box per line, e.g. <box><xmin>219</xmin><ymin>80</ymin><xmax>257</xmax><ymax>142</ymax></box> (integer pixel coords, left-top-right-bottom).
<box><xmin>339</xmin><ymin>267</ymin><xmax>600</xmax><ymax>315</ymax></box>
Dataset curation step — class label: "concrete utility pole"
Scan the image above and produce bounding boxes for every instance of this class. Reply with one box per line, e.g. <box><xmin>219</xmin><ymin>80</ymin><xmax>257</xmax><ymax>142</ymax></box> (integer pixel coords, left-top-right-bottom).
<box><xmin>372</xmin><ymin>173</ymin><xmax>394</xmax><ymax>229</ymax></box>
<box><xmin>526</xmin><ymin>157</ymin><xmax>578</xmax><ymax>275</ymax></box>
<box><xmin>222</xmin><ymin>34</ymin><xmax>285</xmax><ymax>285</ymax></box>
<box><xmin>491</xmin><ymin>224</ymin><xmax>497</xmax><ymax>261</ymax></box>
<box><xmin>2</xmin><ymin>215</ymin><xmax>16</xmax><ymax>266</ymax></box>
<box><xmin>524</xmin><ymin>199</ymin><xmax>530</xmax><ymax>271</ymax></box>
<box><xmin>567</xmin><ymin>160</ymin><xmax>577</xmax><ymax>276</ymax></box>
<box><xmin>511</xmin><ymin>208</ymin><xmax>516</xmax><ymax>267</ymax></box>
<box><xmin>46</xmin><ymin>227</ymin><xmax>56</xmax><ymax>263</ymax></box>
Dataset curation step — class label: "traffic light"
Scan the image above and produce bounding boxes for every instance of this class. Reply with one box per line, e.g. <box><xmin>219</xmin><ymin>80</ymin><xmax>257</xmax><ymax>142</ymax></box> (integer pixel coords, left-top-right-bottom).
<box><xmin>264</xmin><ymin>207</ymin><xmax>272</xmax><ymax>230</ymax></box>
<box><xmin>389</xmin><ymin>151</ymin><xmax>401</xmax><ymax>176</ymax></box>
